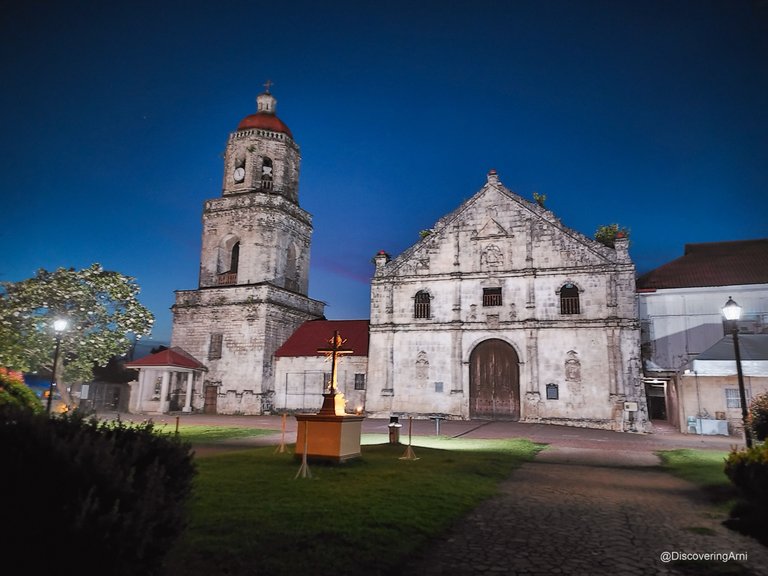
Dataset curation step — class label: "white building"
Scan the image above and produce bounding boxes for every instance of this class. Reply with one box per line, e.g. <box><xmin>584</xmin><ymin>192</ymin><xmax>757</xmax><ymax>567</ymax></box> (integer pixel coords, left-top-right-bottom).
<box><xmin>637</xmin><ymin>239</ymin><xmax>768</xmax><ymax>430</ymax></box>
<box><xmin>678</xmin><ymin>334</ymin><xmax>768</xmax><ymax>437</ymax></box>
<box><xmin>273</xmin><ymin>319</ymin><xmax>368</xmax><ymax>414</ymax></box>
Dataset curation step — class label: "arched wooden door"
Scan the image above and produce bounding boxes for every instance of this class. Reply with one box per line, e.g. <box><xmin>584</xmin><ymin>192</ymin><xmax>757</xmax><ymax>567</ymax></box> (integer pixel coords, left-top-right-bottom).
<box><xmin>469</xmin><ymin>339</ymin><xmax>520</xmax><ymax>420</ymax></box>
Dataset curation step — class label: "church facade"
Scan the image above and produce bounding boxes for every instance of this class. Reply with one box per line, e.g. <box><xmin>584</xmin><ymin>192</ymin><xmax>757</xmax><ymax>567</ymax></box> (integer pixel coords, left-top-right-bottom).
<box><xmin>365</xmin><ymin>170</ymin><xmax>648</xmax><ymax>431</ymax></box>
<box><xmin>167</xmin><ymin>89</ymin><xmax>648</xmax><ymax>432</ymax></box>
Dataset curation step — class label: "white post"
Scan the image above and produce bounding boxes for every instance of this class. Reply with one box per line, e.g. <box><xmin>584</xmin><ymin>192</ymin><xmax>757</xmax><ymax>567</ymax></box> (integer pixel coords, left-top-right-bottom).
<box><xmin>159</xmin><ymin>370</ymin><xmax>171</xmax><ymax>414</ymax></box>
<box><xmin>183</xmin><ymin>372</ymin><xmax>194</xmax><ymax>413</ymax></box>
<box><xmin>135</xmin><ymin>369</ymin><xmax>147</xmax><ymax>412</ymax></box>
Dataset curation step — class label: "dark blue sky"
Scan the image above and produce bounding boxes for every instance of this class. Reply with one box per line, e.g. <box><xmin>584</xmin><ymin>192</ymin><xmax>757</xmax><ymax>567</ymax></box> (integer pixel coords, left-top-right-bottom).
<box><xmin>2</xmin><ymin>0</ymin><xmax>767</xmax><ymax>344</ymax></box>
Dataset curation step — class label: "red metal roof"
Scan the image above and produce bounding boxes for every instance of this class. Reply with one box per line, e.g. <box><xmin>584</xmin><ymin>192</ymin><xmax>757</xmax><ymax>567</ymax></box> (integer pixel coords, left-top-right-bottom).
<box><xmin>636</xmin><ymin>238</ymin><xmax>768</xmax><ymax>290</ymax></box>
<box><xmin>125</xmin><ymin>347</ymin><xmax>206</xmax><ymax>370</ymax></box>
<box><xmin>275</xmin><ymin>319</ymin><xmax>369</xmax><ymax>357</ymax></box>
<box><xmin>236</xmin><ymin>112</ymin><xmax>293</xmax><ymax>138</ymax></box>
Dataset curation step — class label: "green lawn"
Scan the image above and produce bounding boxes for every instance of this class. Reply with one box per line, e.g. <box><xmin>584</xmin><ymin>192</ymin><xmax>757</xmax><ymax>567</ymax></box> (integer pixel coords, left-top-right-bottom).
<box><xmin>159</xmin><ymin>424</ymin><xmax>279</xmax><ymax>444</ymax></box>
<box><xmin>657</xmin><ymin>448</ymin><xmax>730</xmax><ymax>487</ymax></box>
<box><xmin>656</xmin><ymin>448</ymin><xmax>737</xmax><ymax>510</ymax></box>
<box><xmin>162</xmin><ymin>437</ymin><xmax>543</xmax><ymax>576</ymax></box>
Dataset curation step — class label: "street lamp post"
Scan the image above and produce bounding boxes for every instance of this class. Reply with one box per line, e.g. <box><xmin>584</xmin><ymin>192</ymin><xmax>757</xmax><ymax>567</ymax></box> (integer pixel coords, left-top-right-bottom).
<box><xmin>722</xmin><ymin>297</ymin><xmax>752</xmax><ymax>448</ymax></box>
<box><xmin>47</xmin><ymin>318</ymin><xmax>68</xmax><ymax>415</ymax></box>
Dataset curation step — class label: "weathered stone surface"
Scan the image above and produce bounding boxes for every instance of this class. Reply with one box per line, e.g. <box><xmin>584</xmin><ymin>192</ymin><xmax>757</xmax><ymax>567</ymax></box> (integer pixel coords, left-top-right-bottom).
<box><xmin>367</xmin><ymin>170</ymin><xmax>647</xmax><ymax>432</ymax></box>
<box><xmin>171</xmin><ymin>92</ymin><xmax>324</xmax><ymax>415</ymax></box>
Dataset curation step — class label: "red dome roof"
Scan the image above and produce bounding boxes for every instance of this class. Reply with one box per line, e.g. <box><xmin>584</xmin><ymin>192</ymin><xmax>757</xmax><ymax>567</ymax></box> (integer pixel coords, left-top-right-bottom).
<box><xmin>236</xmin><ymin>112</ymin><xmax>293</xmax><ymax>138</ymax></box>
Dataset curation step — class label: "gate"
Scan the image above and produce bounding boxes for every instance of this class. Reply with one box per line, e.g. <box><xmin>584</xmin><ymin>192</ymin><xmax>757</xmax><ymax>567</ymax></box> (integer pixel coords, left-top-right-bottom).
<box><xmin>469</xmin><ymin>339</ymin><xmax>520</xmax><ymax>420</ymax></box>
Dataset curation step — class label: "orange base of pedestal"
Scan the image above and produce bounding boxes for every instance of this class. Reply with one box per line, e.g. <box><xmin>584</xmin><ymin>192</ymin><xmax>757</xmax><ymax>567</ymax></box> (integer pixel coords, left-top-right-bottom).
<box><xmin>295</xmin><ymin>413</ymin><xmax>365</xmax><ymax>463</ymax></box>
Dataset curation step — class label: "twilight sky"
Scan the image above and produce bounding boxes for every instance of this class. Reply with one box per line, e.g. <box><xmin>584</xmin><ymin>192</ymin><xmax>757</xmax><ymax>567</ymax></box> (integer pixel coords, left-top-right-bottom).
<box><xmin>2</xmin><ymin>0</ymin><xmax>767</xmax><ymax>345</ymax></box>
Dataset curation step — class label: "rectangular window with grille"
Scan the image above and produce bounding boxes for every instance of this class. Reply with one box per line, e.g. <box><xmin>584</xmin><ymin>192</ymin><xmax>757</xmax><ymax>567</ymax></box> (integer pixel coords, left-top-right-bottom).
<box><xmin>483</xmin><ymin>287</ymin><xmax>502</xmax><ymax>307</ymax></box>
<box><xmin>725</xmin><ymin>388</ymin><xmax>750</xmax><ymax>409</ymax></box>
<box><xmin>414</xmin><ymin>291</ymin><xmax>431</xmax><ymax>318</ymax></box>
<box><xmin>354</xmin><ymin>373</ymin><xmax>366</xmax><ymax>390</ymax></box>
<box><xmin>208</xmin><ymin>333</ymin><xmax>223</xmax><ymax>360</ymax></box>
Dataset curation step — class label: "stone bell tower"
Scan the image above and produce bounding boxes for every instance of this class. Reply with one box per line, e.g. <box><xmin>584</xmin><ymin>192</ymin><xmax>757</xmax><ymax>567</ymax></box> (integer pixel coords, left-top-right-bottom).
<box><xmin>171</xmin><ymin>85</ymin><xmax>325</xmax><ymax>415</ymax></box>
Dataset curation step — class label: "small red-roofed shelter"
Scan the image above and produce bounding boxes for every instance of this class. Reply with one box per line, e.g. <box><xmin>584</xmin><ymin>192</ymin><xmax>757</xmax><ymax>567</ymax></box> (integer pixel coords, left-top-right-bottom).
<box><xmin>273</xmin><ymin>319</ymin><xmax>369</xmax><ymax>413</ymax></box>
<box><xmin>126</xmin><ymin>347</ymin><xmax>207</xmax><ymax>414</ymax></box>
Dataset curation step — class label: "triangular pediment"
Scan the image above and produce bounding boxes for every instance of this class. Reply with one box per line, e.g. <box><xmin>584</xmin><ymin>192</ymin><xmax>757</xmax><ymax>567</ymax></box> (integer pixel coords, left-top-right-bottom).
<box><xmin>474</xmin><ymin>218</ymin><xmax>508</xmax><ymax>239</ymax></box>
<box><xmin>376</xmin><ymin>172</ymin><xmax>624</xmax><ymax>278</ymax></box>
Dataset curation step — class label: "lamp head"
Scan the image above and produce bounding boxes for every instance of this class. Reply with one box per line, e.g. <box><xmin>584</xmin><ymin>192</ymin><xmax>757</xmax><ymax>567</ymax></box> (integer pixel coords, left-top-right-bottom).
<box><xmin>722</xmin><ymin>297</ymin><xmax>742</xmax><ymax>322</ymax></box>
<box><xmin>53</xmin><ymin>318</ymin><xmax>68</xmax><ymax>332</ymax></box>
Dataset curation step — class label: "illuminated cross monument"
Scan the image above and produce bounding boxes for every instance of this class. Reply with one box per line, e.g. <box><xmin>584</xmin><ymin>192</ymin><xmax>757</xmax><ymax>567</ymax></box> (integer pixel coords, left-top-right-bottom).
<box><xmin>295</xmin><ymin>331</ymin><xmax>365</xmax><ymax>462</ymax></box>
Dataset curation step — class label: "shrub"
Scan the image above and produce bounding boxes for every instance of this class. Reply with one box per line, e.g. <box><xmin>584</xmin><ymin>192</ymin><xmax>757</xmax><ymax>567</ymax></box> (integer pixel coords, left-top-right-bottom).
<box><xmin>724</xmin><ymin>443</ymin><xmax>768</xmax><ymax>545</ymax></box>
<box><xmin>749</xmin><ymin>391</ymin><xmax>768</xmax><ymax>441</ymax></box>
<box><xmin>594</xmin><ymin>223</ymin><xmax>630</xmax><ymax>248</ymax></box>
<box><xmin>0</xmin><ymin>366</ymin><xmax>42</xmax><ymax>413</ymax></box>
<box><xmin>0</xmin><ymin>407</ymin><xmax>197</xmax><ymax>575</ymax></box>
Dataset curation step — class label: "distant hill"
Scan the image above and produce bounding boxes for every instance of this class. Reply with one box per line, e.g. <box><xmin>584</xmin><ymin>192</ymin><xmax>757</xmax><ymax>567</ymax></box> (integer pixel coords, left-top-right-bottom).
<box><xmin>130</xmin><ymin>339</ymin><xmax>170</xmax><ymax>361</ymax></box>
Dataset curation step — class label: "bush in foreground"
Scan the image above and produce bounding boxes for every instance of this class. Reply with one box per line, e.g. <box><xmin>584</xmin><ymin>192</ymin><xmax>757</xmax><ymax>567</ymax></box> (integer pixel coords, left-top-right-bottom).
<box><xmin>0</xmin><ymin>406</ymin><xmax>196</xmax><ymax>575</ymax></box>
<box><xmin>749</xmin><ymin>391</ymin><xmax>768</xmax><ymax>442</ymax></box>
<box><xmin>724</xmin><ymin>442</ymin><xmax>768</xmax><ymax>546</ymax></box>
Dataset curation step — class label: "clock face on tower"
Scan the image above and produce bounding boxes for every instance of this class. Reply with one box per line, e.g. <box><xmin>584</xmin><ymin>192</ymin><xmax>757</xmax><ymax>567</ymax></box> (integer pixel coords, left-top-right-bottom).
<box><xmin>234</xmin><ymin>167</ymin><xmax>245</xmax><ymax>182</ymax></box>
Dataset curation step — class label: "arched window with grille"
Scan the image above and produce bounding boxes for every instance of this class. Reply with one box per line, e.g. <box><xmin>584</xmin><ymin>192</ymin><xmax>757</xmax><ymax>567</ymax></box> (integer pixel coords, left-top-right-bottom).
<box><xmin>414</xmin><ymin>290</ymin><xmax>431</xmax><ymax>319</ymax></box>
<box><xmin>559</xmin><ymin>283</ymin><xmax>580</xmax><ymax>315</ymax></box>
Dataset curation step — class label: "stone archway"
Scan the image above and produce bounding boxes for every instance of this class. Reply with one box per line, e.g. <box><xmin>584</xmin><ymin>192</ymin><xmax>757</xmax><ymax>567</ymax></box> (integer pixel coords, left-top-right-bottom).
<box><xmin>469</xmin><ymin>339</ymin><xmax>520</xmax><ymax>420</ymax></box>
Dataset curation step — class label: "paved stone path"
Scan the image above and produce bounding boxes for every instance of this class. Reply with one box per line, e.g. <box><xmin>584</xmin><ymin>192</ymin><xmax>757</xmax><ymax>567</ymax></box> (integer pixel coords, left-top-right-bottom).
<box><xmin>401</xmin><ymin>446</ymin><xmax>768</xmax><ymax>576</ymax></box>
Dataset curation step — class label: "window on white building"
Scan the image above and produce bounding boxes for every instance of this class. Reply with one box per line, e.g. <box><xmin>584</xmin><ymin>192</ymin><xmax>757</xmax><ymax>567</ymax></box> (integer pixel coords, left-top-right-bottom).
<box><xmin>725</xmin><ymin>388</ymin><xmax>750</xmax><ymax>409</ymax></box>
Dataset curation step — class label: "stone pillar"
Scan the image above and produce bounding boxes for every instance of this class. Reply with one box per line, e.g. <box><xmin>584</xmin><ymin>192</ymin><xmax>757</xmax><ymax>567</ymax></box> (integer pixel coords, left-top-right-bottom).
<box><xmin>134</xmin><ymin>369</ymin><xmax>147</xmax><ymax>413</ymax></box>
<box><xmin>183</xmin><ymin>372</ymin><xmax>194</xmax><ymax>413</ymax></box>
<box><xmin>527</xmin><ymin>328</ymin><xmax>539</xmax><ymax>392</ymax></box>
<box><xmin>159</xmin><ymin>370</ymin><xmax>171</xmax><ymax>414</ymax></box>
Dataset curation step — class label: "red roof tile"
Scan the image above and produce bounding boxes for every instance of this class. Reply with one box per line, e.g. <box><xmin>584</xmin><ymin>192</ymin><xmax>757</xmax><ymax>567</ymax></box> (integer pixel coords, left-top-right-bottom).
<box><xmin>636</xmin><ymin>239</ymin><xmax>768</xmax><ymax>290</ymax></box>
<box><xmin>236</xmin><ymin>112</ymin><xmax>293</xmax><ymax>138</ymax></box>
<box><xmin>125</xmin><ymin>347</ymin><xmax>206</xmax><ymax>370</ymax></box>
<box><xmin>275</xmin><ymin>319</ymin><xmax>369</xmax><ymax>357</ymax></box>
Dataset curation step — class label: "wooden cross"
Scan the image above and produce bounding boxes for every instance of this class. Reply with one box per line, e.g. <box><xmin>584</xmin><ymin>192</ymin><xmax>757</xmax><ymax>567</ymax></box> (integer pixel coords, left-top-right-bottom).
<box><xmin>263</xmin><ymin>79</ymin><xmax>273</xmax><ymax>93</ymax></box>
<box><xmin>317</xmin><ymin>330</ymin><xmax>353</xmax><ymax>395</ymax></box>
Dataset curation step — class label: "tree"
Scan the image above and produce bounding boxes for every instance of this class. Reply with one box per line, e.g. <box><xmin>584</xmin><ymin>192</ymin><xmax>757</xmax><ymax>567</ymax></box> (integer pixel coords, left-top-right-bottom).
<box><xmin>0</xmin><ymin>366</ymin><xmax>43</xmax><ymax>413</ymax></box>
<box><xmin>0</xmin><ymin>264</ymin><xmax>154</xmax><ymax>408</ymax></box>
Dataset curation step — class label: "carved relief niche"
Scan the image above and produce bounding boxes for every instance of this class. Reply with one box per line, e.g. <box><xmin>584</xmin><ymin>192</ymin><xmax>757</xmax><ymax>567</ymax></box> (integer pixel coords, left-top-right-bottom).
<box><xmin>565</xmin><ymin>350</ymin><xmax>581</xmax><ymax>382</ymax></box>
<box><xmin>415</xmin><ymin>351</ymin><xmax>429</xmax><ymax>385</ymax></box>
<box><xmin>480</xmin><ymin>244</ymin><xmax>504</xmax><ymax>270</ymax></box>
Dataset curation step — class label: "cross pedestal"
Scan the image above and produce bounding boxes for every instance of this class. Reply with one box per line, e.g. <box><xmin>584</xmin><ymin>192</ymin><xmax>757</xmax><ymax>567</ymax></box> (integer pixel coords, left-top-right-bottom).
<box><xmin>294</xmin><ymin>330</ymin><xmax>365</xmax><ymax>463</ymax></box>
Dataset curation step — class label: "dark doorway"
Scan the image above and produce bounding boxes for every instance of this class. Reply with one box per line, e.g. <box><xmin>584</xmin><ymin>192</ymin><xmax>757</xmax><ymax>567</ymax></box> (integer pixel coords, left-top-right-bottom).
<box><xmin>645</xmin><ymin>382</ymin><xmax>668</xmax><ymax>420</ymax></box>
<box><xmin>203</xmin><ymin>384</ymin><xmax>218</xmax><ymax>414</ymax></box>
<box><xmin>469</xmin><ymin>339</ymin><xmax>520</xmax><ymax>420</ymax></box>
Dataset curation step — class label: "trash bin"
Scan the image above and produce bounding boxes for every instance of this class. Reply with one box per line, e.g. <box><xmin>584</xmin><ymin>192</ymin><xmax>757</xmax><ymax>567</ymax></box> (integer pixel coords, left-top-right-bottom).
<box><xmin>388</xmin><ymin>416</ymin><xmax>402</xmax><ymax>444</ymax></box>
